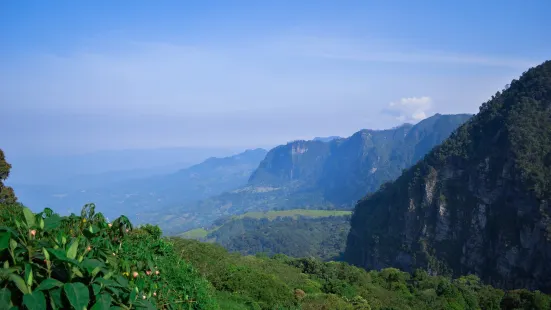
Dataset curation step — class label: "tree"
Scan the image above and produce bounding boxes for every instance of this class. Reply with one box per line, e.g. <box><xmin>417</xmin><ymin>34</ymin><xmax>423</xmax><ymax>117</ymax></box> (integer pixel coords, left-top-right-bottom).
<box><xmin>0</xmin><ymin>148</ymin><xmax>17</xmax><ymax>203</ymax></box>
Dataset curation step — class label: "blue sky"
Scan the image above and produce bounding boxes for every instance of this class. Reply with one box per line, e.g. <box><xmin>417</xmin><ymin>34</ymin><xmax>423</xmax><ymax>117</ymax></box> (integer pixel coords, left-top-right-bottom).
<box><xmin>1</xmin><ymin>0</ymin><xmax>550</xmax><ymax>156</ymax></box>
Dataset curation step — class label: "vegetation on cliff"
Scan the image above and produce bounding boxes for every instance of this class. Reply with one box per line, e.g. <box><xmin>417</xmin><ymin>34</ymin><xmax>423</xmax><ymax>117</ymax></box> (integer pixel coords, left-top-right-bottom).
<box><xmin>346</xmin><ymin>60</ymin><xmax>551</xmax><ymax>293</ymax></box>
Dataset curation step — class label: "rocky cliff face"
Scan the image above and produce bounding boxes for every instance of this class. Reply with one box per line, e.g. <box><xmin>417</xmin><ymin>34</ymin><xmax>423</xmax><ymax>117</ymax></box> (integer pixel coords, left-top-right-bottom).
<box><xmin>345</xmin><ymin>61</ymin><xmax>551</xmax><ymax>292</ymax></box>
<box><xmin>250</xmin><ymin>114</ymin><xmax>472</xmax><ymax>206</ymax></box>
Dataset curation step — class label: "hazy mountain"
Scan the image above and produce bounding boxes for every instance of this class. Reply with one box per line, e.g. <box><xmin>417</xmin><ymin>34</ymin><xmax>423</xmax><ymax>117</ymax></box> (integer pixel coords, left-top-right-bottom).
<box><xmin>345</xmin><ymin>61</ymin><xmax>551</xmax><ymax>292</ymax></box>
<box><xmin>313</xmin><ymin>136</ymin><xmax>342</xmax><ymax>142</ymax></box>
<box><xmin>155</xmin><ymin>114</ymin><xmax>471</xmax><ymax>234</ymax></box>
<box><xmin>7</xmin><ymin>146</ymin><xmax>242</xmax><ymax>186</ymax></box>
<box><xmin>12</xmin><ymin>148</ymin><xmax>267</xmax><ymax>222</ymax></box>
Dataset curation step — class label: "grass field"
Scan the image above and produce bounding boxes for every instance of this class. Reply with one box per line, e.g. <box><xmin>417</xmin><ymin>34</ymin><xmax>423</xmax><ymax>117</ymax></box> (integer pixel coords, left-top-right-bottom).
<box><xmin>179</xmin><ymin>228</ymin><xmax>209</xmax><ymax>239</ymax></box>
<box><xmin>232</xmin><ymin>209</ymin><xmax>352</xmax><ymax>220</ymax></box>
<box><xmin>178</xmin><ymin>209</ymin><xmax>352</xmax><ymax>239</ymax></box>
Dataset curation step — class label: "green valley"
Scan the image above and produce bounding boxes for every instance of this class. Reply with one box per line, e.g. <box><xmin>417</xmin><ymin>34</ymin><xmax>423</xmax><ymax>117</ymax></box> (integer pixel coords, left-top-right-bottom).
<box><xmin>180</xmin><ymin>209</ymin><xmax>352</xmax><ymax>260</ymax></box>
<box><xmin>152</xmin><ymin>113</ymin><xmax>471</xmax><ymax>235</ymax></box>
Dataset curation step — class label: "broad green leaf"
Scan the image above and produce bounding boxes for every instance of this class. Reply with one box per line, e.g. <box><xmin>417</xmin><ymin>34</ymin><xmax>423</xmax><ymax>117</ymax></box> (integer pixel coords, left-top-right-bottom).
<box><xmin>90</xmin><ymin>293</ymin><xmax>111</xmax><ymax>310</ymax></box>
<box><xmin>3</xmin><ymin>260</ymin><xmax>8</xmax><ymax>268</ymax></box>
<box><xmin>47</xmin><ymin>248</ymin><xmax>80</xmax><ymax>266</ymax></box>
<box><xmin>9</xmin><ymin>273</ymin><xmax>29</xmax><ymax>294</ymax></box>
<box><xmin>35</xmin><ymin>278</ymin><xmax>64</xmax><ymax>291</ymax></box>
<box><xmin>39</xmin><ymin>218</ymin><xmax>44</xmax><ymax>230</ymax></box>
<box><xmin>22</xmin><ymin>207</ymin><xmax>36</xmax><ymax>228</ymax></box>
<box><xmin>63</xmin><ymin>282</ymin><xmax>90</xmax><ymax>310</ymax></box>
<box><xmin>0</xmin><ymin>231</ymin><xmax>10</xmax><ymax>251</ymax></box>
<box><xmin>0</xmin><ymin>288</ymin><xmax>11</xmax><ymax>308</ymax></box>
<box><xmin>91</xmin><ymin>283</ymin><xmax>101</xmax><ymax>296</ymax></box>
<box><xmin>23</xmin><ymin>291</ymin><xmax>46</xmax><ymax>310</ymax></box>
<box><xmin>44</xmin><ymin>214</ymin><xmax>62</xmax><ymax>231</ymax></box>
<box><xmin>67</xmin><ymin>239</ymin><xmax>79</xmax><ymax>260</ymax></box>
<box><xmin>114</xmin><ymin>275</ymin><xmax>128</xmax><ymax>287</ymax></box>
<box><xmin>49</xmin><ymin>288</ymin><xmax>64</xmax><ymax>309</ymax></box>
<box><xmin>25</xmin><ymin>264</ymin><xmax>33</xmax><ymax>287</ymax></box>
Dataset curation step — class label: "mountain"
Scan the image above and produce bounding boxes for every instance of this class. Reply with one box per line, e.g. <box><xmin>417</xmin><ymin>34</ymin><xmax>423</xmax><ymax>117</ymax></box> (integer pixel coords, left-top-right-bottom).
<box><xmin>250</xmin><ymin>113</ymin><xmax>472</xmax><ymax>206</ymax></box>
<box><xmin>155</xmin><ymin>114</ymin><xmax>471</xmax><ymax>234</ymax></box>
<box><xmin>313</xmin><ymin>136</ymin><xmax>342</xmax><ymax>142</ymax></box>
<box><xmin>180</xmin><ymin>209</ymin><xmax>352</xmax><ymax>260</ymax></box>
<box><xmin>7</xmin><ymin>146</ymin><xmax>242</xmax><ymax>186</ymax></box>
<box><xmin>345</xmin><ymin>61</ymin><xmax>551</xmax><ymax>292</ymax></box>
<box><xmin>12</xmin><ymin>148</ymin><xmax>267</xmax><ymax>222</ymax></box>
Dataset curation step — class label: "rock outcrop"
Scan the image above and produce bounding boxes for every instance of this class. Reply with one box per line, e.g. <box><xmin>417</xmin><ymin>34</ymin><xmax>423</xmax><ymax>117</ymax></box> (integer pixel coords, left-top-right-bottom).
<box><xmin>345</xmin><ymin>61</ymin><xmax>551</xmax><ymax>292</ymax></box>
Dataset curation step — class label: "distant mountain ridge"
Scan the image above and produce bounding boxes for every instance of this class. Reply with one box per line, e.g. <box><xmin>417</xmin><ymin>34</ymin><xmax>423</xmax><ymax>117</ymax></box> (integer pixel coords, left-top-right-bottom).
<box><xmin>13</xmin><ymin>148</ymin><xmax>267</xmax><ymax>222</ymax></box>
<box><xmin>313</xmin><ymin>136</ymin><xmax>342</xmax><ymax>142</ymax></box>
<box><xmin>249</xmin><ymin>113</ymin><xmax>472</xmax><ymax>205</ymax></box>
<box><xmin>155</xmin><ymin>113</ymin><xmax>472</xmax><ymax>234</ymax></box>
<box><xmin>345</xmin><ymin>61</ymin><xmax>551</xmax><ymax>292</ymax></box>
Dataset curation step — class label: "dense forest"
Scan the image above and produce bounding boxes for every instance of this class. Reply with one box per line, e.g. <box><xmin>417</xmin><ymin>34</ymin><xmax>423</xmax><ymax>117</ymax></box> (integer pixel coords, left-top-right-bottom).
<box><xmin>154</xmin><ymin>113</ymin><xmax>471</xmax><ymax>235</ymax></box>
<box><xmin>2</xmin><ymin>203</ymin><xmax>550</xmax><ymax>309</ymax></box>
<box><xmin>185</xmin><ymin>212</ymin><xmax>351</xmax><ymax>261</ymax></box>
<box><xmin>346</xmin><ymin>60</ymin><xmax>551</xmax><ymax>293</ymax></box>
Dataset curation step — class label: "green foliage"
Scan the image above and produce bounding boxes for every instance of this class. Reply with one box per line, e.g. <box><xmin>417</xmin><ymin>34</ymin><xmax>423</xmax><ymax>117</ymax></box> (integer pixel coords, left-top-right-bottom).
<box><xmin>0</xmin><ymin>203</ymin><xmax>216</xmax><ymax>309</ymax></box>
<box><xmin>0</xmin><ymin>149</ymin><xmax>17</xmax><ymax>204</ymax></box>
<box><xmin>172</xmin><ymin>239</ymin><xmax>551</xmax><ymax>309</ymax></box>
<box><xmin>345</xmin><ymin>60</ymin><xmax>551</xmax><ymax>293</ymax></box>
<box><xmin>149</xmin><ymin>114</ymin><xmax>470</xmax><ymax>235</ymax></box>
<box><xmin>191</xmin><ymin>212</ymin><xmax>351</xmax><ymax>261</ymax></box>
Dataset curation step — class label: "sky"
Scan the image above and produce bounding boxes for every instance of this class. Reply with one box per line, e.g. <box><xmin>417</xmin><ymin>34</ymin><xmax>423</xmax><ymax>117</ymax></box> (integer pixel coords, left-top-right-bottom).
<box><xmin>1</xmin><ymin>0</ymin><xmax>550</xmax><ymax>157</ymax></box>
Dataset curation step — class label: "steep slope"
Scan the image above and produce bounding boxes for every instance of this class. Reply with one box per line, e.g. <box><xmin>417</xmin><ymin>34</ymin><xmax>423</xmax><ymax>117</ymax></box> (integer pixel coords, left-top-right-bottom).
<box><xmin>250</xmin><ymin>113</ymin><xmax>472</xmax><ymax>205</ymax></box>
<box><xmin>157</xmin><ymin>114</ymin><xmax>470</xmax><ymax>234</ymax></box>
<box><xmin>345</xmin><ymin>61</ymin><xmax>551</xmax><ymax>292</ymax></box>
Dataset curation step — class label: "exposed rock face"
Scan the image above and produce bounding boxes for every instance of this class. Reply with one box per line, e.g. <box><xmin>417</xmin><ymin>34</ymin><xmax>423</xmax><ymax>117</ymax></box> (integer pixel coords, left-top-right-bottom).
<box><xmin>249</xmin><ymin>113</ymin><xmax>472</xmax><ymax>206</ymax></box>
<box><xmin>345</xmin><ymin>61</ymin><xmax>551</xmax><ymax>292</ymax></box>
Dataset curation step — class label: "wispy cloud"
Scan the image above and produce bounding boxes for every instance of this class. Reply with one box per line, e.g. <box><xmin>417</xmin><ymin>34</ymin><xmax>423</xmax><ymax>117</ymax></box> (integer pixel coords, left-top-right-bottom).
<box><xmin>266</xmin><ymin>35</ymin><xmax>539</xmax><ymax>69</ymax></box>
<box><xmin>382</xmin><ymin>96</ymin><xmax>433</xmax><ymax>123</ymax></box>
<box><xmin>1</xmin><ymin>34</ymin><xmax>528</xmax><ymax>154</ymax></box>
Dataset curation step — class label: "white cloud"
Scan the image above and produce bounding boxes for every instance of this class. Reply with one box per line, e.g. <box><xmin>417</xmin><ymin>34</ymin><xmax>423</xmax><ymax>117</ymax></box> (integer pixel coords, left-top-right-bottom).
<box><xmin>383</xmin><ymin>96</ymin><xmax>433</xmax><ymax>123</ymax></box>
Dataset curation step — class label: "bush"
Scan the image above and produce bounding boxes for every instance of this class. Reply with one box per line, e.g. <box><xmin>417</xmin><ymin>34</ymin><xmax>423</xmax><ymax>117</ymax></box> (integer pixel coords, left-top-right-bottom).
<box><xmin>0</xmin><ymin>203</ymin><xmax>216</xmax><ymax>309</ymax></box>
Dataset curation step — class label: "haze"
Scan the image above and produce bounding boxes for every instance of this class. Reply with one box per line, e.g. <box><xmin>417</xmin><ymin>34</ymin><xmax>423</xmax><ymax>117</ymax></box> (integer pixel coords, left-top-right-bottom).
<box><xmin>1</xmin><ymin>1</ymin><xmax>549</xmax><ymax>158</ymax></box>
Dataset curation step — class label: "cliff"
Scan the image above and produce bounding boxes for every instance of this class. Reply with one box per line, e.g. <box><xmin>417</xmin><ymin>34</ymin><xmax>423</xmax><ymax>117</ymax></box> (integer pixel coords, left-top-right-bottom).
<box><xmin>345</xmin><ymin>60</ymin><xmax>551</xmax><ymax>292</ymax></box>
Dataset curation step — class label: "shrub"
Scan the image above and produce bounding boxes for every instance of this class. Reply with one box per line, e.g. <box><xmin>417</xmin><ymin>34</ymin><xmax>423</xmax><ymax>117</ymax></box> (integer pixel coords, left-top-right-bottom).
<box><xmin>0</xmin><ymin>203</ymin><xmax>216</xmax><ymax>309</ymax></box>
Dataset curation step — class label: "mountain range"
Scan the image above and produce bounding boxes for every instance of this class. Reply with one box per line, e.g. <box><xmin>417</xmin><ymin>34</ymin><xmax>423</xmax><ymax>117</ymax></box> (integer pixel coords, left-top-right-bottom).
<box><xmin>11</xmin><ymin>148</ymin><xmax>267</xmax><ymax>222</ymax></box>
<box><xmin>153</xmin><ymin>113</ymin><xmax>472</xmax><ymax>234</ymax></box>
<box><xmin>345</xmin><ymin>60</ymin><xmax>551</xmax><ymax>292</ymax></box>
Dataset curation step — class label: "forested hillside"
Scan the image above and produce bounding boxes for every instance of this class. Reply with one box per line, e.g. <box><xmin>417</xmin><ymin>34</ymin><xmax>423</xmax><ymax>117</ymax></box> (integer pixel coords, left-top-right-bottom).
<box><xmin>181</xmin><ymin>210</ymin><xmax>352</xmax><ymax>260</ymax></box>
<box><xmin>345</xmin><ymin>60</ymin><xmax>551</xmax><ymax>293</ymax></box>
<box><xmin>1</xmin><ymin>151</ymin><xmax>550</xmax><ymax>309</ymax></box>
<box><xmin>155</xmin><ymin>114</ymin><xmax>471</xmax><ymax>234</ymax></box>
